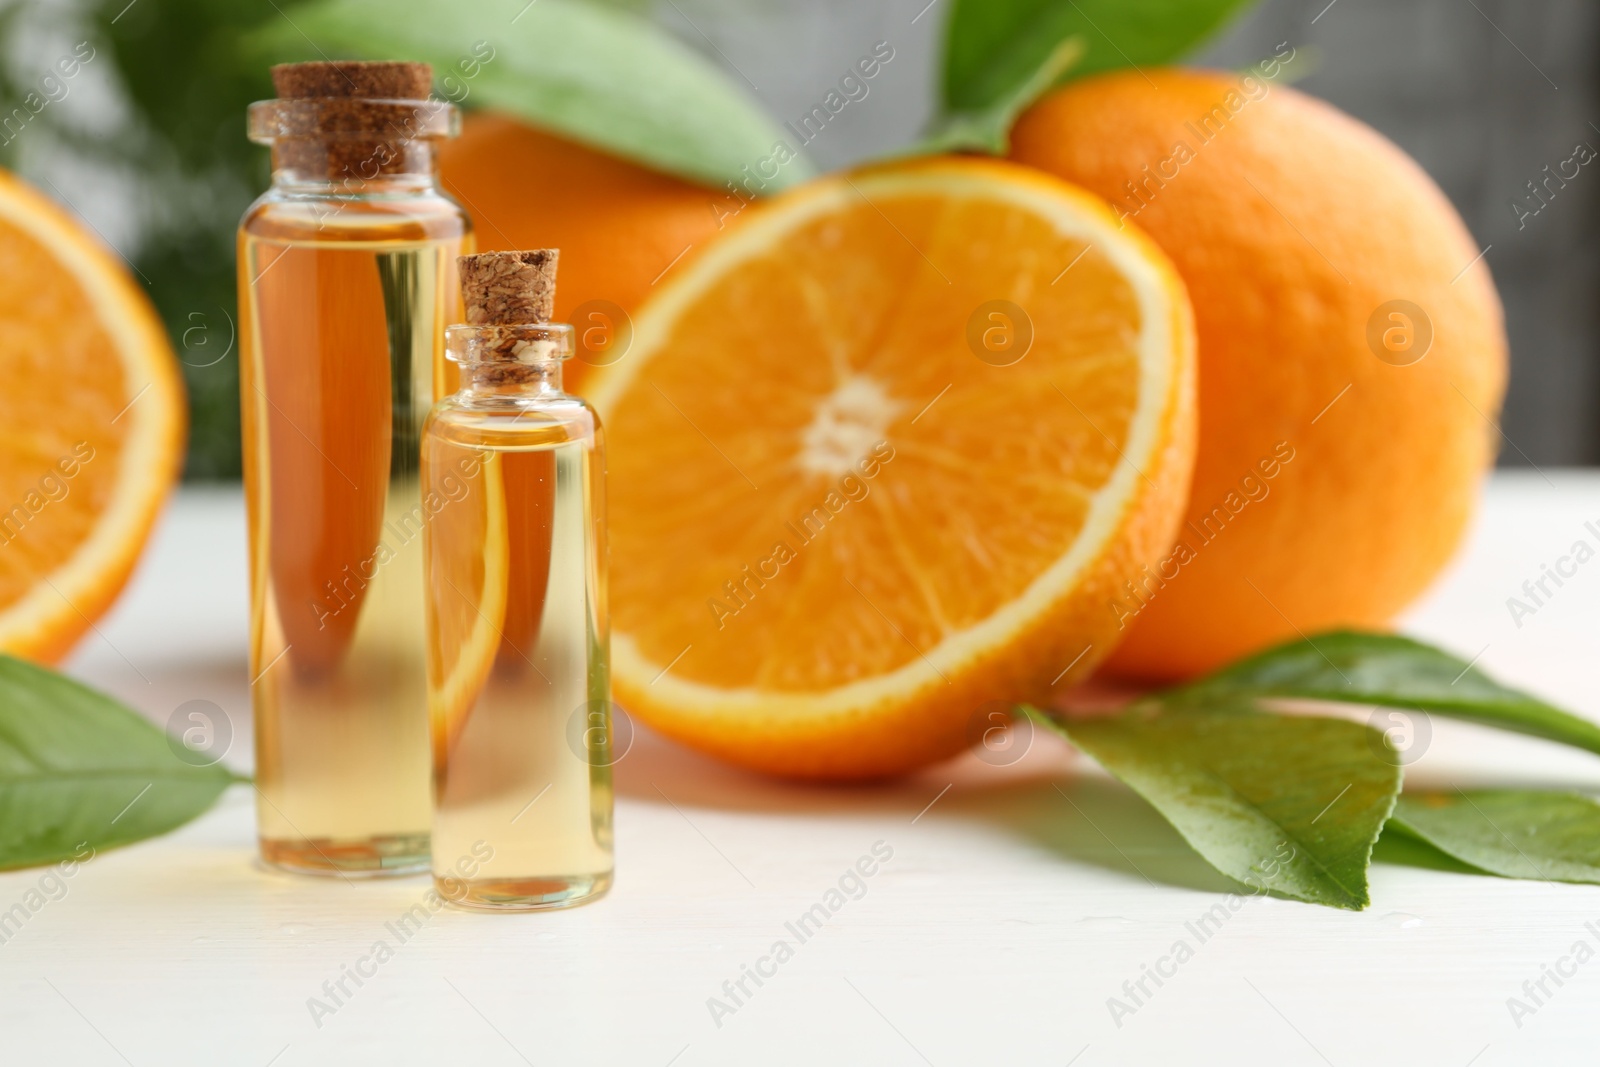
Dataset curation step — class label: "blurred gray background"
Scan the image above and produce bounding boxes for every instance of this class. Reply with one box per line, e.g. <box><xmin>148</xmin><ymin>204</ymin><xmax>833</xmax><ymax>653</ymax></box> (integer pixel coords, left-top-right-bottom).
<box><xmin>668</xmin><ymin>0</ymin><xmax>1600</xmax><ymax>466</ymax></box>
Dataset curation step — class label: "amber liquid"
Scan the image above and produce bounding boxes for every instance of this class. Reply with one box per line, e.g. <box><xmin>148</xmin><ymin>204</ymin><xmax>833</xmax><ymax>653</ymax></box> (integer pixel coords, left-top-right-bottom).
<box><xmin>422</xmin><ymin>401</ymin><xmax>612</xmax><ymax>909</ymax></box>
<box><xmin>238</xmin><ymin>191</ymin><xmax>468</xmax><ymax>875</ymax></box>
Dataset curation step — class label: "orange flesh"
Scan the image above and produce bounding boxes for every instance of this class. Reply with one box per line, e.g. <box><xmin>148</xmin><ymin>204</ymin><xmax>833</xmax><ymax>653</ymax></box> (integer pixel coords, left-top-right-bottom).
<box><xmin>606</xmin><ymin>191</ymin><xmax>1143</xmax><ymax>691</ymax></box>
<box><xmin>0</xmin><ymin>216</ymin><xmax>129</xmax><ymax>600</ymax></box>
<box><xmin>422</xmin><ymin>441</ymin><xmax>561</xmax><ymax>766</ymax></box>
<box><xmin>422</xmin><ymin>434</ymin><xmax>496</xmax><ymax>766</ymax></box>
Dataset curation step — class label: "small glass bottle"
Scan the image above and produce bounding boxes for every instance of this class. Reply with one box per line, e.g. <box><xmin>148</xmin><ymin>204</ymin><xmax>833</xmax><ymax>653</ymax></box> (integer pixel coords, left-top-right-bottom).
<box><xmin>238</xmin><ymin>61</ymin><xmax>471</xmax><ymax>875</ymax></box>
<box><xmin>422</xmin><ymin>250</ymin><xmax>613</xmax><ymax>909</ymax></box>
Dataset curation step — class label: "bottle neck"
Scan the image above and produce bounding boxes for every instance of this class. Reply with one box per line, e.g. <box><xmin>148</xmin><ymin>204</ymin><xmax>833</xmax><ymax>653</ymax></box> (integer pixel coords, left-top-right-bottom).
<box><xmin>268</xmin><ymin>138</ymin><xmax>441</xmax><ymax>196</ymax></box>
<box><xmin>249</xmin><ymin>98</ymin><xmax>458</xmax><ymax>196</ymax></box>
<box><xmin>457</xmin><ymin>360</ymin><xmax>566</xmax><ymax>399</ymax></box>
<box><xmin>445</xmin><ymin>323</ymin><xmax>575</xmax><ymax>404</ymax></box>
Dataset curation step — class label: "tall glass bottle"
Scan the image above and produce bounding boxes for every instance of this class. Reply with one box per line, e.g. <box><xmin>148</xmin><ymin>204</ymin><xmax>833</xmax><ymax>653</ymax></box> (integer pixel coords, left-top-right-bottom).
<box><xmin>422</xmin><ymin>251</ymin><xmax>612</xmax><ymax>909</ymax></box>
<box><xmin>238</xmin><ymin>61</ymin><xmax>471</xmax><ymax>875</ymax></box>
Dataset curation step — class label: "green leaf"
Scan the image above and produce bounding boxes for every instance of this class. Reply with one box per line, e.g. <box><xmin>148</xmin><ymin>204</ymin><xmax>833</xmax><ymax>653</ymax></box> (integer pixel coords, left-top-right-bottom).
<box><xmin>938</xmin><ymin>0</ymin><xmax>1258</xmax><ymax>136</ymax></box>
<box><xmin>914</xmin><ymin>36</ymin><xmax>1084</xmax><ymax>155</ymax></box>
<box><xmin>259</xmin><ymin>0</ymin><xmax>812</xmax><ymax>190</ymax></box>
<box><xmin>1171</xmin><ymin>631</ymin><xmax>1600</xmax><ymax>760</ymax></box>
<box><xmin>1390</xmin><ymin>791</ymin><xmax>1600</xmax><ymax>885</ymax></box>
<box><xmin>1370</xmin><ymin>820</ymin><xmax>1483</xmax><ymax>874</ymax></box>
<box><xmin>0</xmin><ymin>656</ymin><xmax>235</xmax><ymax>871</ymax></box>
<box><xmin>1024</xmin><ymin>701</ymin><xmax>1400</xmax><ymax>909</ymax></box>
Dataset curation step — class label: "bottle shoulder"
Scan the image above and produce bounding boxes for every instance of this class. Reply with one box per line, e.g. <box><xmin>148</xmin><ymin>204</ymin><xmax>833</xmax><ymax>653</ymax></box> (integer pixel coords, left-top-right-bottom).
<box><xmin>426</xmin><ymin>393</ymin><xmax>601</xmax><ymax>452</ymax></box>
<box><xmin>240</xmin><ymin>186</ymin><xmax>470</xmax><ymax>244</ymax></box>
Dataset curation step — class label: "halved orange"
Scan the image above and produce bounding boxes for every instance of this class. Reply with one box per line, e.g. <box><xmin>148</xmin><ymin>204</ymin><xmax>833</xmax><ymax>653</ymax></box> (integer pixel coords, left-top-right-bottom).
<box><xmin>0</xmin><ymin>169</ymin><xmax>185</xmax><ymax>663</ymax></box>
<box><xmin>588</xmin><ymin>157</ymin><xmax>1196</xmax><ymax>779</ymax></box>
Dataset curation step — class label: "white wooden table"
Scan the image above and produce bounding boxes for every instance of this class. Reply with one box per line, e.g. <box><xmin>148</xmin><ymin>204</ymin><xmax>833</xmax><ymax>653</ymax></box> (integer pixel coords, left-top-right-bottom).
<box><xmin>4</xmin><ymin>472</ymin><xmax>1598</xmax><ymax>1066</ymax></box>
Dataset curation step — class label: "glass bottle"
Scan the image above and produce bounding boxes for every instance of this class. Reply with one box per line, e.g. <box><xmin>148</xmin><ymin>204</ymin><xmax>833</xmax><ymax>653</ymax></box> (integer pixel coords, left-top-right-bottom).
<box><xmin>237</xmin><ymin>61</ymin><xmax>471</xmax><ymax>875</ymax></box>
<box><xmin>421</xmin><ymin>259</ymin><xmax>612</xmax><ymax>910</ymax></box>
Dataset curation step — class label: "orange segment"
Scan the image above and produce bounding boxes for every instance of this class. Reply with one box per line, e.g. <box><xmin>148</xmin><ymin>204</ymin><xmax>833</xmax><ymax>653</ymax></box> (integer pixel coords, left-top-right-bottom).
<box><xmin>0</xmin><ymin>169</ymin><xmax>184</xmax><ymax>662</ymax></box>
<box><xmin>423</xmin><ymin>444</ymin><xmax>508</xmax><ymax>766</ymax></box>
<box><xmin>588</xmin><ymin>157</ymin><xmax>1196</xmax><ymax>779</ymax></box>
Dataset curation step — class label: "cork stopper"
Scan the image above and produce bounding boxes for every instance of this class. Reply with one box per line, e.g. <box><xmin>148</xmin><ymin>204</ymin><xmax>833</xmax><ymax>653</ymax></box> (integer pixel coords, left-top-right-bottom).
<box><xmin>455</xmin><ymin>251</ymin><xmax>562</xmax><ymax>384</ymax></box>
<box><xmin>460</xmin><ymin>250</ymin><xmax>559</xmax><ymax>326</ymax></box>
<box><xmin>271</xmin><ymin>61</ymin><xmax>433</xmax><ymax>100</ymax></box>
<box><xmin>262</xmin><ymin>61</ymin><xmax>441</xmax><ymax>180</ymax></box>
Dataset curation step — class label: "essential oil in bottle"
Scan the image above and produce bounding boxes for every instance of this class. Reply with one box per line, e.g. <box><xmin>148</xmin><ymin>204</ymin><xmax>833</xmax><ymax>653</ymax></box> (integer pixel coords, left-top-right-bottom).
<box><xmin>238</xmin><ymin>61</ymin><xmax>472</xmax><ymax>875</ymax></box>
<box><xmin>422</xmin><ymin>250</ymin><xmax>613</xmax><ymax>909</ymax></box>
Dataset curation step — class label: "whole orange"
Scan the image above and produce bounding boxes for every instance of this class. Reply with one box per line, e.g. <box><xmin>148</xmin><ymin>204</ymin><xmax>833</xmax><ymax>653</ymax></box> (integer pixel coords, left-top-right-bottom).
<box><xmin>1010</xmin><ymin>69</ymin><xmax>1507</xmax><ymax>679</ymax></box>
<box><xmin>437</xmin><ymin>113</ymin><xmax>725</xmax><ymax>391</ymax></box>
